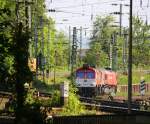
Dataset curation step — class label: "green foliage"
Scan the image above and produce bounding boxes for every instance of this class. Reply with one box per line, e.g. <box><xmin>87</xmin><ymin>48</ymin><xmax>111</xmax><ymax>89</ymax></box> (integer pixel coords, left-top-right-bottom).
<box><xmin>0</xmin><ymin>7</ymin><xmax>15</xmax><ymax>90</ymax></box>
<box><xmin>145</xmin><ymin>73</ymin><xmax>150</xmax><ymax>82</ymax></box>
<box><xmin>132</xmin><ymin>16</ymin><xmax>150</xmax><ymax>67</ymax></box>
<box><xmin>59</xmin><ymin>84</ymin><xmax>86</xmax><ymax>116</ymax></box>
<box><xmin>33</xmin><ymin>79</ymin><xmax>55</xmax><ymax>93</ymax></box>
<box><xmin>2</xmin><ymin>0</ymin><xmax>149</xmax><ymax>120</ymax></box>
<box><xmin>0</xmin><ymin>1</ymin><xmax>35</xmax><ymax>122</ymax></box>
<box><xmin>50</xmin><ymin>90</ymin><xmax>61</xmax><ymax>107</ymax></box>
<box><xmin>91</xmin><ymin>15</ymin><xmax>115</xmax><ymax>54</ymax></box>
<box><xmin>85</xmin><ymin>15</ymin><xmax>150</xmax><ymax>70</ymax></box>
<box><xmin>4</xmin><ymin>56</ymin><xmax>15</xmax><ymax>74</ymax></box>
<box><xmin>118</xmin><ymin>74</ymin><xmax>128</xmax><ymax>85</ymax></box>
<box><xmin>84</xmin><ymin>15</ymin><xmax>116</xmax><ymax>68</ymax></box>
<box><xmin>25</xmin><ymin>89</ymin><xmax>36</xmax><ymax>105</ymax></box>
<box><xmin>54</xmin><ymin>31</ymin><xmax>70</xmax><ymax>67</ymax></box>
<box><xmin>84</xmin><ymin>43</ymin><xmax>109</xmax><ymax>67</ymax></box>
<box><xmin>32</xmin><ymin>16</ymin><xmax>70</xmax><ymax>72</ymax></box>
<box><xmin>61</xmin><ymin>92</ymin><xmax>85</xmax><ymax>115</ymax></box>
<box><xmin>0</xmin><ymin>0</ymin><xmax>15</xmax><ymax>9</ymax></box>
<box><xmin>118</xmin><ymin>70</ymin><xmax>150</xmax><ymax>85</ymax></box>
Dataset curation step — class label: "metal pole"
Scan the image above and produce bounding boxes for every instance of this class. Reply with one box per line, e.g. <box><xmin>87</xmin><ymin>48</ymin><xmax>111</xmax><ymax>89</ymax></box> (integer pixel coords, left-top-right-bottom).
<box><xmin>68</xmin><ymin>26</ymin><xmax>71</xmax><ymax>70</ymax></box>
<box><xmin>110</xmin><ymin>34</ymin><xmax>113</xmax><ymax>69</ymax></box>
<box><xmin>25</xmin><ymin>0</ymin><xmax>29</xmax><ymax>31</ymax></box>
<box><xmin>71</xmin><ymin>27</ymin><xmax>77</xmax><ymax>80</ymax></box>
<box><xmin>54</xmin><ymin>50</ymin><xmax>56</xmax><ymax>84</ymax></box>
<box><xmin>28</xmin><ymin>0</ymin><xmax>31</xmax><ymax>29</ymax></box>
<box><xmin>47</xmin><ymin>23</ymin><xmax>50</xmax><ymax>78</ymax></box>
<box><xmin>34</xmin><ymin>0</ymin><xmax>38</xmax><ymax>79</ymax></box>
<box><xmin>123</xmin><ymin>29</ymin><xmax>128</xmax><ymax>72</ymax></box>
<box><xmin>111</xmin><ymin>32</ymin><xmax>117</xmax><ymax>71</ymax></box>
<box><xmin>119</xmin><ymin>4</ymin><xmax>122</xmax><ymax>36</ymax></box>
<box><xmin>80</xmin><ymin>26</ymin><xmax>82</xmax><ymax>65</ymax></box>
<box><xmin>40</xmin><ymin>17</ymin><xmax>45</xmax><ymax>82</ymax></box>
<box><xmin>34</xmin><ymin>18</ymin><xmax>38</xmax><ymax>78</ymax></box>
<box><xmin>128</xmin><ymin>0</ymin><xmax>132</xmax><ymax>114</ymax></box>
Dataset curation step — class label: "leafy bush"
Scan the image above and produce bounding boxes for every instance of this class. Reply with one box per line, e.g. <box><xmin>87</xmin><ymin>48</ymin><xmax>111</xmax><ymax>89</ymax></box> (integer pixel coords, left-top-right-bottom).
<box><xmin>50</xmin><ymin>90</ymin><xmax>61</xmax><ymax>107</ymax></box>
<box><xmin>25</xmin><ymin>89</ymin><xmax>36</xmax><ymax>105</ymax></box>
<box><xmin>61</xmin><ymin>92</ymin><xmax>85</xmax><ymax>115</ymax></box>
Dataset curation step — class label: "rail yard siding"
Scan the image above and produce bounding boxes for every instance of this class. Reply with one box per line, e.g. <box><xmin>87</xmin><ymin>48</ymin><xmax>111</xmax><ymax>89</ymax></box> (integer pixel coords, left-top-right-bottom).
<box><xmin>53</xmin><ymin>115</ymin><xmax>150</xmax><ymax>124</ymax></box>
<box><xmin>118</xmin><ymin>83</ymin><xmax>150</xmax><ymax>93</ymax></box>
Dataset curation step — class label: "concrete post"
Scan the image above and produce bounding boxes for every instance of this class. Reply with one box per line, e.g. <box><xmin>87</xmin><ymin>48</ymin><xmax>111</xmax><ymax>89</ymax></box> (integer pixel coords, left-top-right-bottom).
<box><xmin>60</xmin><ymin>82</ymin><xmax>69</xmax><ymax>106</ymax></box>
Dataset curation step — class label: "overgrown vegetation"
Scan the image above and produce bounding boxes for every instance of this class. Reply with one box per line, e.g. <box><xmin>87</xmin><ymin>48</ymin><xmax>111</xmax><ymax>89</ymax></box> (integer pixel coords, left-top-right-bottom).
<box><xmin>118</xmin><ymin>70</ymin><xmax>150</xmax><ymax>85</ymax></box>
<box><xmin>61</xmin><ymin>87</ymin><xmax>85</xmax><ymax>115</ymax></box>
<box><xmin>0</xmin><ymin>0</ymin><xmax>150</xmax><ymax>122</ymax></box>
<box><xmin>83</xmin><ymin>15</ymin><xmax>150</xmax><ymax>72</ymax></box>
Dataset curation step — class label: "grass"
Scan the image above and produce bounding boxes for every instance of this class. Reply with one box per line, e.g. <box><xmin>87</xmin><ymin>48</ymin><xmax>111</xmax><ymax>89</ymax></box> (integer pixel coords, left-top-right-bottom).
<box><xmin>33</xmin><ymin>79</ymin><xmax>55</xmax><ymax>93</ymax></box>
<box><xmin>33</xmin><ymin>69</ymin><xmax>71</xmax><ymax>93</ymax></box>
<box><xmin>116</xmin><ymin>69</ymin><xmax>150</xmax><ymax>97</ymax></box>
<box><xmin>118</xmin><ymin>69</ymin><xmax>150</xmax><ymax>85</ymax></box>
<box><xmin>116</xmin><ymin>91</ymin><xmax>141</xmax><ymax>97</ymax></box>
<box><xmin>116</xmin><ymin>91</ymin><xmax>150</xmax><ymax>97</ymax></box>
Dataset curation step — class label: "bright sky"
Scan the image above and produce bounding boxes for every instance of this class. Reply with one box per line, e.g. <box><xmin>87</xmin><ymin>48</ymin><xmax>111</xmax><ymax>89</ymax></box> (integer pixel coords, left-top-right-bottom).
<box><xmin>45</xmin><ymin>0</ymin><xmax>150</xmax><ymax>48</ymax></box>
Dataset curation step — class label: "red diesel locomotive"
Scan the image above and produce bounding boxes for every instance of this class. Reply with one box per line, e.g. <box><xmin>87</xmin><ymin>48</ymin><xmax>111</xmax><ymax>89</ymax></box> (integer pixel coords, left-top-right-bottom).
<box><xmin>75</xmin><ymin>64</ymin><xmax>117</xmax><ymax>97</ymax></box>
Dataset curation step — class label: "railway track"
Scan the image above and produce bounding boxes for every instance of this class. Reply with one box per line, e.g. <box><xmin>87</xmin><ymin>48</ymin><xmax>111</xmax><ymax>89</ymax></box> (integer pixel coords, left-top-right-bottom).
<box><xmin>33</xmin><ymin>91</ymin><xmax>52</xmax><ymax>98</ymax></box>
<box><xmin>80</xmin><ymin>97</ymin><xmax>150</xmax><ymax>114</ymax></box>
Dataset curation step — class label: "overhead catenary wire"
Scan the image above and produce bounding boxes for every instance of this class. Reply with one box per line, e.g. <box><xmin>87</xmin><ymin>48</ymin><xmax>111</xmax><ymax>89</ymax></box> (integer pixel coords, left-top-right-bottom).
<box><xmin>47</xmin><ymin>9</ymin><xmax>112</xmax><ymax>17</ymax></box>
<box><xmin>47</xmin><ymin>0</ymin><xmax>150</xmax><ymax>19</ymax></box>
<box><xmin>47</xmin><ymin>5</ymin><xmax>148</xmax><ymax>19</ymax></box>
<box><xmin>47</xmin><ymin>0</ymin><xmax>150</xmax><ymax>36</ymax></box>
<box><xmin>54</xmin><ymin>0</ymin><xmax>127</xmax><ymax>9</ymax></box>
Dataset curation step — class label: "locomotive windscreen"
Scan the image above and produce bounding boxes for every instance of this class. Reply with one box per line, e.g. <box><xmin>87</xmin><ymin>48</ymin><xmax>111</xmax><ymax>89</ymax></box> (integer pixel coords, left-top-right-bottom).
<box><xmin>86</xmin><ymin>72</ymin><xmax>95</xmax><ymax>79</ymax></box>
<box><xmin>76</xmin><ymin>71</ymin><xmax>84</xmax><ymax>78</ymax></box>
<box><xmin>76</xmin><ymin>70</ymin><xmax>95</xmax><ymax>79</ymax></box>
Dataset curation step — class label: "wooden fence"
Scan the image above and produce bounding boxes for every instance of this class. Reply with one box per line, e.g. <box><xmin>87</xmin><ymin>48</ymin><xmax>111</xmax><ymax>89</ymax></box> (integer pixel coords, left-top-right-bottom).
<box><xmin>118</xmin><ymin>83</ymin><xmax>150</xmax><ymax>93</ymax></box>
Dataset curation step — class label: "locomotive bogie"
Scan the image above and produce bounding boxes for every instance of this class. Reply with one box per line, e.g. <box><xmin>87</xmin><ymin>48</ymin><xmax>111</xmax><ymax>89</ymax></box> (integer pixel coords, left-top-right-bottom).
<box><xmin>77</xmin><ymin>87</ymin><xmax>96</xmax><ymax>97</ymax></box>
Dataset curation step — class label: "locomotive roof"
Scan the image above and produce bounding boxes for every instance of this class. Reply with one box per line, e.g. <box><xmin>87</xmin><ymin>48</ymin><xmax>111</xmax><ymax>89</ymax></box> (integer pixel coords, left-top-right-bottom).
<box><xmin>76</xmin><ymin>67</ymin><xmax>116</xmax><ymax>73</ymax></box>
<box><xmin>76</xmin><ymin>66</ymin><xmax>96</xmax><ymax>71</ymax></box>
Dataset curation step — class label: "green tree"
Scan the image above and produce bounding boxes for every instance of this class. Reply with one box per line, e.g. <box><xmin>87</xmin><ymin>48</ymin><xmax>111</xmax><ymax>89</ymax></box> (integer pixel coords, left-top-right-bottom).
<box><xmin>31</xmin><ymin>15</ymin><xmax>70</xmax><ymax>73</ymax></box>
<box><xmin>84</xmin><ymin>15</ymin><xmax>116</xmax><ymax>67</ymax></box>
<box><xmin>54</xmin><ymin>31</ymin><xmax>69</xmax><ymax>67</ymax></box>
<box><xmin>0</xmin><ymin>0</ymin><xmax>50</xmax><ymax>123</ymax></box>
<box><xmin>84</xmin><ymin>43</ymin><xmax>108</xmax><ymax>67</ymax></box>
<box><xmin>132</xmin><ymin>16</ymin><xmax>150</xmax><ymax>67</ymax></box>
<box><xmin>0</xmin><ymin>3</ymin><xmax>15</xmax><ymax>90</ymax></box>
<box><xmin>13</xmin><ymin>22</ymin><xmax>33</xmax><ymax>123</ymax></box>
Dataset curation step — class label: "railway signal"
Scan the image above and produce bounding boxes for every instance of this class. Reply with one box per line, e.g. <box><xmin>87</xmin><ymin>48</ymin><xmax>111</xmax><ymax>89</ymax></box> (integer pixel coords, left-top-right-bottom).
<box><xmin>140</xmin><ymin>80</ymin><xmax>146</xmax><ymax>95</ymax></box>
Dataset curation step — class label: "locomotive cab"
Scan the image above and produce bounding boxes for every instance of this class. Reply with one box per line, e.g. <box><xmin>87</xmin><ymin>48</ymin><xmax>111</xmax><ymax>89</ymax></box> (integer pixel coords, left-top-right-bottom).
<box><xmin>75</xmin><ymin>65</ymin><xmax>117</xmax><ymax>97</ymax></box>
<box><xmin>76</xmin><ymin>66</ymin><xmax>96</xmax><ymax>97</ymax></box>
